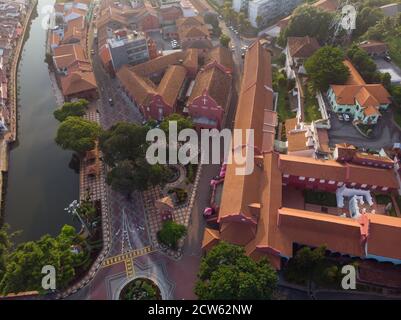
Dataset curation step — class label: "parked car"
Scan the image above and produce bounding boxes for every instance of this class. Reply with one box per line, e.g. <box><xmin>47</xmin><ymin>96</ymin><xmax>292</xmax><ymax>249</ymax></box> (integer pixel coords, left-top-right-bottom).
<box><xmin>108</xmin><ymin>98</ymin><xmax>114</xmax><ymax>106</ymax></box>
<box><xmin>337</xmin><ymin>114</ymin><xmax>344</xmax><ymax>121</ymax></box>
<box><xmin>343</xmin><ymin>113</ymin><xmax>351</xmax><ymax>122</ymax></box>
<box><xmin>384</xmin><ymin>55</ymin><xmax>392</xmax><ymax>62</ymax></box>
<box><xmin>218</xmin><ymin>15</ymin><xmax>223</xmax><ymax>19</ymax></box>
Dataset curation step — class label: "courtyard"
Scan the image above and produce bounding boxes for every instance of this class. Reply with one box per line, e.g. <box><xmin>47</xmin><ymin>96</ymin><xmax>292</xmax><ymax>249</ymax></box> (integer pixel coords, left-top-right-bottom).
<box><xmin>327</xmin><ymin>109</ymin><xmax>401</xmax><ymax>150</ymax></box>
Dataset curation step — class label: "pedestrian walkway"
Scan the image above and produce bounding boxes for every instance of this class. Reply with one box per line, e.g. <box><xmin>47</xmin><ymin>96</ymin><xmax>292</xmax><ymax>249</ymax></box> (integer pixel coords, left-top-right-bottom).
<box><xmin>102</xmin><ymin>246</ymin><xmax>155</xmax><ymax>268</ymax></box>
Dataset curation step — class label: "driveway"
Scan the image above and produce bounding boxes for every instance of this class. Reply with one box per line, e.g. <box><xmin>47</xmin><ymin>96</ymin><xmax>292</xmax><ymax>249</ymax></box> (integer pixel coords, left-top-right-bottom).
<box><xmin>328</xmin><ymin>110</ymin><xmax>401</xmax><ymax>150</ymax></box>
<box><xmin>375</xmin><ymin>57</ymin><xmax>401</xmax><ymax>84</ymax></box>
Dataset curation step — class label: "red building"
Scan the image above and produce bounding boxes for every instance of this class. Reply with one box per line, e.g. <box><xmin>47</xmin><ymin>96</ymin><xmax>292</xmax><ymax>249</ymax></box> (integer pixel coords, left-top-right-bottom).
<box><xmin>280</xmin><ymin>154</ymin><xmax>399</xmax><ymax>193</ymax></box>
<box><xmin>159</xmin><ymin>5</ymin><xmax>183</xmax><ymax>25</ymax></box>
<box><xmin>187</xmin><ymin>62</ymin><xmax>232</xmax><ymax>130</ymax></box>
<box><xmin>139</xmin><ymin>11</ymin><xmax>160</xmax><ymax>32</ymax></box>
<box><xmin>116</xmin><ymin>50</ymin><xmax>198</xmax><ymax>120</ymax></box>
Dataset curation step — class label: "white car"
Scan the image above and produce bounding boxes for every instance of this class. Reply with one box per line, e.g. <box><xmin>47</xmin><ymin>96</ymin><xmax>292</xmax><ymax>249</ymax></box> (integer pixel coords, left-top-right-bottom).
<box><xmin>337</xmin><ymin>114</ymin><xmax>344</xmax><ymax>121</ymax></box>
<box><xmin>343</xmin><ymin>114</ymin><xmax>351</xmax><ymax>122</ymax></box>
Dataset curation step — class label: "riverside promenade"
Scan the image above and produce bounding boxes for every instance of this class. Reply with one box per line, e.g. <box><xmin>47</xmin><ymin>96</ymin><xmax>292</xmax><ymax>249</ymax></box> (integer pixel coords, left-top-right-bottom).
<box><xmin>0</xmin><ymin>0</ymin><xmax>38</xmax><ymax>218</ymax></box>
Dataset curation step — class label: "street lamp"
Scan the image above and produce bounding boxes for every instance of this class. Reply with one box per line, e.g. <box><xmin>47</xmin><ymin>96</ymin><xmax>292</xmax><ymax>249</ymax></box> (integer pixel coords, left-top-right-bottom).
<box><xmin>65</xmin><ymin>200</ymin><xmax>92</xmax><ymax>237</ymax></box>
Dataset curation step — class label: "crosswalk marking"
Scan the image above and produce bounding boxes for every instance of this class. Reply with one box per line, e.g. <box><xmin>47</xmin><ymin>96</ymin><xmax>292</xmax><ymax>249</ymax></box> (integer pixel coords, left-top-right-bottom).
<box><xmin>101</xmin><ymin>246</ymin><xmax>155</xmax><ymax>268</ymax></box>
<box><xmin>125</xmin><ymin>259</ymin><xmax>135</xmax><ymax>278</ymax></box>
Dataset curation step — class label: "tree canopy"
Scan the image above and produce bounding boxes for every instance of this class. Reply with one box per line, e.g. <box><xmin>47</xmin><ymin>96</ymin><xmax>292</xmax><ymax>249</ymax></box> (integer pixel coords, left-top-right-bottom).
<box><xmin>279</xmin><ymin>5</ymin><xmax>333</xmax><ymax>45</ymax></box>
<box><xmin>0</xmin><ymin>225</ymin><xmax>85</xmax><ymax>295</ymax></box>
<box><xmin>220</xmin><ymin>34</ymin><xmax>231</xmax><ymax>48</ymax></box>
<box><xmin>304</xmin><ymin>46</ymin><xmax>350</xmax><ymax>91</ymax></box>
<box><xmin>55</xmin><ymin>117</ymin><xmax>101</xmax><ymax>154</ymax></box>
<box><xmin>157</xmin><ymin>221</ymin><xmax>186</xmax><ymax>250</ymax></box>
<box><xmin>354</xmin><ymin>6</ymin><xmax>384</xmax><ymax>39</ymax></box>
<box><xmin>159</xmin><ymin>113</ymin><xmax>194</xmax><ymax>137</ymax></box>
<box><xmin>53</xmin><ymin>99</ymin><xmax>88</xmax><ymax>122</ymax></box>
<box><xmin>100</xmin><ymin>122</ymin><xmax>171</xmax><ymax>194</ymax></box>
<box><xmin>195</xmin><ymin>242</ymin><xmax>278</xmax><ymax>300</ymax></box>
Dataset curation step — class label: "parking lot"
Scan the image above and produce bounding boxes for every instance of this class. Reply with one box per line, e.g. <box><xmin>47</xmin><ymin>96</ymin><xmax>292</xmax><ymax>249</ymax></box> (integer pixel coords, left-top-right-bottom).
<box><xmin>375</xmin><ymin>57</ymin><xmax>401</xmax><ymax>84</ymax></box>
<box><xmin>328</xmin><ymin>110</ymin><xmax>401</xmax><ymax>150</ymax></box>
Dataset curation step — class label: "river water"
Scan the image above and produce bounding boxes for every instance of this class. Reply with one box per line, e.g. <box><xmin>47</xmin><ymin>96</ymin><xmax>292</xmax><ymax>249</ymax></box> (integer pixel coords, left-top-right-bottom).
<box><xmin>4</xmin><ymin>0</ymin><xmax>79</xmax><ymax>242</ymax></box>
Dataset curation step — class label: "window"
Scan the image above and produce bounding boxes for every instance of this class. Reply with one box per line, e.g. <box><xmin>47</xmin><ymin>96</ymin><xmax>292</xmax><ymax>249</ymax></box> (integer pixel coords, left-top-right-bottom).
<box><xmin>283</xmin><ymin>174</ymin><xmax>290</xmax><ymax>178</ymax></box>
<box><xmin>361</xmin><ymin>184</ymin><xmax>367</xmax><ymax>188</ymax></box>
<box><xmin>372</xmin><ymin>185</ymin><xmax>377</xmax><ymax>189</ymax></box>
<box><xmin>309</xmin><ymin>178</ymin><xmax>315</xmax><ymax>182</ymax></box>
<box><xmin>351</xmin><ymin>182</ymin><xmax>356</xmax><ymax>187</ymax></box>
<box><xmin>299</xmin><ymin>176</ymin><xmax>306</xmax><ymax>181</ymax></box>
<box><xmin>319</xmin><ymin>179</ymin><xmax>325</xmax><ymax>184</ymax></box>
<box><xmin>328</xmin><ymin>180</ymin><xmax>335</xmax><ymax>185</ymax></box>
<box><xmin>382</xmin><ymin>187</ymin><xmax>389</xmax><ymax>191</ymax></box>
<box><xmin>337</xmin><ymin>182</ymin><xmax>344</xmax><ymax>186</ymax></box>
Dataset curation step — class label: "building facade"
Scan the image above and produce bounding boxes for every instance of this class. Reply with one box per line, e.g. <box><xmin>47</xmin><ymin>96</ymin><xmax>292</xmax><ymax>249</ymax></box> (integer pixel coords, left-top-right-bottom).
<box><xmin>108</xmin><ymin>30</ymin><xmax>150</xmax><ymax>71</ymax></box>
<box><xmin>248</xmin><ymin>0</ymin><xmax>303</xmax><ymax>28</ymax></box>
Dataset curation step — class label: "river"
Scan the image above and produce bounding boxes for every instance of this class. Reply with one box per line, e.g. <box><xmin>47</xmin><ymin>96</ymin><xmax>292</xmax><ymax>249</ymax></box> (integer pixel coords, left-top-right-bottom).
<box><xmin>4</xmin><ymin>0</ymin><xmax>79</xmax><ymax>242</ymax></box>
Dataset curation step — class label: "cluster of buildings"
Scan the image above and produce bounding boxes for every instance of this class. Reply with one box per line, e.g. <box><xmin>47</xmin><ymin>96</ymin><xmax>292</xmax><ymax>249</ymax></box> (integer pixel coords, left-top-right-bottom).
<box><xmin>117</xmin><ymin>45</ymin><xmax>233</xmax><ymax>129</ymax></box>
<box><xmin>50</xmin><ymin>0</ymin><xmax>97</xmax><ymax>101</ymax></box>
<box><xmin>96</xmin><ymin>0</ymin><xmax>212</xmax><ymax>74</ymax></box>
<box><xmin>0</xmin><ymin>0</ymin><xmax>31</xmax><ymax>132</ymax></box>
<box><xmin>284</xmin><ymin>35</ymin><xmax>392</xmax><ymax>127</ymax></box>
<box><xmin>202</xmin><ymin>41</ymin><xmax>401</xmax><ymax>284</ymax></box>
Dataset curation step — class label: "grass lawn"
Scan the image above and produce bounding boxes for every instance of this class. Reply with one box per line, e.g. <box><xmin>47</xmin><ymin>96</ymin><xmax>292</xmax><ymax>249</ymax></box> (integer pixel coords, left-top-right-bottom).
<box><xmin>277</xmin><ymin>86</ymin><xmax>296</xmax><ymax>122</ymax></box>
<box><xmin>304</xmin><ymin>190</ymin><xmax>337</xmax><ymax>207</ymax></box>
<box><xmin>304</xmin><ymin>88</ymin><xmax>321</xmax><ymax>123</ymax></box>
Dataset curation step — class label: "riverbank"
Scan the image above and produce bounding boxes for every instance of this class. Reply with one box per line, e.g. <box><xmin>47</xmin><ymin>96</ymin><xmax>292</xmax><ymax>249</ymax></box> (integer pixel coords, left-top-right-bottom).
<box><xmin>0</xmin><ymin>0</ymin><xmax>38</xmax><ymax>222</ymax></box>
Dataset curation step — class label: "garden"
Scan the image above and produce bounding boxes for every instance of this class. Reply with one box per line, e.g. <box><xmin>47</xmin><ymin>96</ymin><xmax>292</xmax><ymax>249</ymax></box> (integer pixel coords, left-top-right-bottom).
<box><xmin>304</xmin><ymin>190</ymin><xmax>338</xmax><ymax>207</ymax></box>
<box><xmin>119</xmin><ymin>278</ymin><xmax>162</xmax><ymax>300</ymax></box>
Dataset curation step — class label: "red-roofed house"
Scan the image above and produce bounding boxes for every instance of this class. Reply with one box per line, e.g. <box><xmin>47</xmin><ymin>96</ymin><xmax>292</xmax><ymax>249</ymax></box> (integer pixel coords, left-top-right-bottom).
<box><xmin>327</xmin><ymin>61</ymin><xmax>391</xmax><ymax>124</ymax></box>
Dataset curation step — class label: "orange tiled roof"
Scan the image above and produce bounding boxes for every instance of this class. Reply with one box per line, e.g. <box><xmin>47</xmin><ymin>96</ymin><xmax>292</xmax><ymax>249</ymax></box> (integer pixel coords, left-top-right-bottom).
<box><xmin>279</xmin><ymin>154</ymin><xmax>399</xmax><ymax>189</ymax></box>
<box><xmin>60</xmin><ymin>71</ymin><xmax>97</xmax><ymax>96</ymax></box>
<box><xmin>287</xmin><ymin>36</ymin><xmax>320</xmax><ymax>59</ymax></box>
<box><xmin>205</xmin><ymin>46</ymin><xmax>234</xmax><ymax>71</ymax></box>
<box><xmin>53</xmin><ymin>44</ymin><xmax>87</xmax><ymax>69</ymax></box>
<box><xmin>157</xmin><ymin>65</ymin><xmax>187</xmax><ymax>107</ymax></box>
<box><xmin>188</xmin><ymin>64</ymin><xmax>232</xmax><ymax>110</ymax></box>
<box><xmin>218</xmin><ymin>40</ymin><xmax>274</xmax><ymax>244</ymax></box>
<box><xmin>287</xmin><ymin>130</ymin><xmax>310</xmax><ymax>152</ymax></box>
<box><xmin>343</xmin><ymin>60</ymin><xmax>365</xmax><ymax>85</ymax></box>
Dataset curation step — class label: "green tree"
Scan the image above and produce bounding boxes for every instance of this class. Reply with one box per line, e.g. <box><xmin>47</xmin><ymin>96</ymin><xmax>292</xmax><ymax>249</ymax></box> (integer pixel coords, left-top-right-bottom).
<box><xmin>304</xmin><ymin>46</ymin><xmax>350</xmax><ymax>91</ymax></box>
<box><xmin>279</xmin><ymin>5</ymin><xmax>333</xmax><ymax>45</ymax></box>
<box><xmin>391</xmin><ymin>85</ymin><xmax>401</xmax><ymax>105</ymax></box>
<box><xmin>99</xmin><ymin>122</ymin><xmax>148</xmax><ymax>167</ymax></box>
<box><xmin>157</xmin><ymin>221</ymin><xmax>186</xmax><ymax>249</ymax></box>
<box><xmin>55</xmin><ymin>117</ymin><xmax>101</xmax><ymax>154</ymax></box>
<box><xmin>0</xmin><ymin>225</ymin><xmax>84</xmax><ymax>295</ymax></box>
<box><xmin>100</xmin><ymin>122</ymin><xmax>172</xmax><ymax>194</ymax></box>
<box><xmin>0</xmin><ymin>224</ymin><xmax>16</xmax><ymax>282</ymax></box>
<box><xmin>220</xmin><ymin>34</ymin><xmax>231</xmax><ymax>48</ymax></box>
<box><xmin>106</xmin><ymin>159</ymin><xmax>170</xmax><ymax>194</ymax></box>
<box><xmin>160</xmin><ymin>113</ymin><xmax>194</xmax><ymax>137</ymax></box>
<box><xmin>120</xmin><ymin>279</ymin><xmax>160</xmax><ymax>300</ymax></box>
<box><xmin>256</xmin><ymin>15</ymin><xmax>263</xmax><ymax>29</ymax></box>
<box><xmin>283</xmin><ymin>245</ymin><xmax>329</xmax><ymax>293</ymax></box>
<box><xmin>195</xmin><ymin>242</ymin><xmax>278</xmax><ymax>300</ymax></box>
<box><xmin>346</xmin><ymin>44</ymin><xmax>379</xmax><ymax>83</ymax></box>
<box><xmin>354</xmin><ymin>7</ymin><xmax>384</xmax><ymax>39</ymax></box>
<box><xmin>53</xmin><ymin>99</ymin><xmax>88</xmax><ymax>122</ymax></box>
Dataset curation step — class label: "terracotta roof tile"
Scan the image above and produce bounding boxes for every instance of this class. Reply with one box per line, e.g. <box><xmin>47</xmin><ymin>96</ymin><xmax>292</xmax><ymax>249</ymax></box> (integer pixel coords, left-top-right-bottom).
<box><xmin>287</xmin><ymin>36</ymin><xmax>320</xmax><ymax>59</ymax></box>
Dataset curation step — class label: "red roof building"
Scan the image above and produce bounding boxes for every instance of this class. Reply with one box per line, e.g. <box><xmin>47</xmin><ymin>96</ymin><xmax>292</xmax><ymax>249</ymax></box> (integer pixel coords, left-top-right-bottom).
<box><xmin>202</xmin><ymin>40</ymin><xmax>401</xmax><ymax>272</ymax></box>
